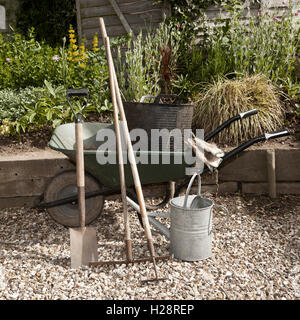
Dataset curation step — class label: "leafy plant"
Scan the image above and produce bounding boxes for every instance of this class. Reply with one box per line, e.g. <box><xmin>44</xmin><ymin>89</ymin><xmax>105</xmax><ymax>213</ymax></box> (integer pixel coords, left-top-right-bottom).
<box><xmin>0</xmin><ymin>79</ymin><xmax>111</xmax><ymax>136</ymax></box>
<box><xmin>116</xmin><ymin>22</ymin><xmax>181</xmax><ymax>101</ymax></box>
<box><xmin>0</xmin><ymin>28</ymin><xmax>59</xmax><ymax>89</ymax></box>
<box><xmin>170</xmin><ymin>0</ymin><xmax>300</xmax><ymax>99</ymax></box>
<box><xmin>0</xmin><ymin>27</ymin><xmax>112</xmax><ymax>135</ymax></box>
<box><xmin>0</xmin><ymin>87</ymin><xmax>44</xmax><ymax>123</ymax></box>
<box><xmin>193</xmin><ymin>74</ymin><xmax>285</xmax><ymax>144</ymax></box>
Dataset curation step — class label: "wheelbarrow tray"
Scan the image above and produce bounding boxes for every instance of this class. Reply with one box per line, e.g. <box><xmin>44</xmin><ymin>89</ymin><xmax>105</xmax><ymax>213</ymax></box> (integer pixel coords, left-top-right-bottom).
<box><xmin>49</xmin><ymin>122</ymin><xmax>190</xmax><ymax>188</ymax></box>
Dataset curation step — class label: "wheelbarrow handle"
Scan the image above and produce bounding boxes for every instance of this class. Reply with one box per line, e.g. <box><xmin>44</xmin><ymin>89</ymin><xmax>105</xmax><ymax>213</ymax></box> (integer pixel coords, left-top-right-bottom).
<box><xmin>265</xmin><ymin>130</ymin><xmax>290</xmax><ymax>140</ymax></box>
<box><xmin>174</xmin><ymin>129</ymin><xmax>290</xmax><ymax>197</ymax></box>
<box><xmin>204</xmin><ymin>108</ymin><xmax>258</xmax><ymax>141</ymax></box>
<box><xmin>239</xmin><ymin>108</ymin><xmax>258</xmax><ymax>119</ymax></box>
<box><xmin>67</xmin><ymin>88</ymin><xmax>89</xmax><ymax>98</ymax></box>
<box><xmin>66</xmin><ymin>88</ymin><xmax>89</xmax><ymax>122</ymax></box>
<box><xmin>222</xmin><ymin>129</ymin><xmax>290</xmax><ymax>162</ymax></box>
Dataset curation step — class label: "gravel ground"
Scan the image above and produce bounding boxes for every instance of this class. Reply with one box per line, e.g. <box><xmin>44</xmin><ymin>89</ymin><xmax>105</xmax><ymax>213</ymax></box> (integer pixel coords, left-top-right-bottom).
<box><xmin>0</xmin><ymin>193</ymin><xmax>299</xmax><ymax>300</ymax></box>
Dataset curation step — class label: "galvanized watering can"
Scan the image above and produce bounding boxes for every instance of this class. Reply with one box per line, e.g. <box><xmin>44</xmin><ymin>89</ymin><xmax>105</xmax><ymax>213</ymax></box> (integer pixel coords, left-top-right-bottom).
<box><xmin>126</xmin><ymin>172</ymin><xmax>229</xmax><ymax>261</ymax></box>
<box><xmin>169</xmin><ymin>172</ymin><xmax>229</xmax><ymax>261</ymax></box>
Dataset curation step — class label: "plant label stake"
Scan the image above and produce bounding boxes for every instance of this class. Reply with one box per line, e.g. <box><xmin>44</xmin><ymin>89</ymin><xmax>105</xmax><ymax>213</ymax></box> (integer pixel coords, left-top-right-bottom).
<box><xmin>67</xmin><ymin>89</ymin><xmax>98</xmax><ymax>268</ymax></box>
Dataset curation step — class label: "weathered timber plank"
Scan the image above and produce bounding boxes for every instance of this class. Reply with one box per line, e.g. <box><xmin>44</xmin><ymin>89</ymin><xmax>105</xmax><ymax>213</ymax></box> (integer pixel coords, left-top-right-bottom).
<box><xmin>0</xmin><ymin>158</ymin><xmax>75</xmax><ymax>183</ymax></box>
<box><xmin>76</xmin><ymin>0</ymin><xmax>83</xmax><ymax>43</ymax></box>
<box><xmin>276</xmin><ymin>150</ymin><xmax>300</xmax><ymax>182</ymax></box>
<box><xmin>80</xmin><ymin>0</ymin><xmax>152</xmax><ymax>8</ymax></box>
<box><xmin>219</xmin><ymin>150</ymin><xmax>268</xmax><ymax>182</ymax></box>
<box><xmin>201</xmin><ymin>171</ymin><xmax>218</xmax><ymax>185</ymax></box>
<box><xmin>81</xmin><ymin>1</ymin><xmax>164</xmax><ymax>18</ymax></box>
<box><xmin>261</xmin><ymin>0</ymin><xmax>296</xmax><ymax>8</ymax></box>
<box><xmin>266</xmin><ymin>149</ymin><xmax>276</xmax><ymax>198</ymax></box>
<box><xmin>109</xmin><ymin>0</ymin><xmax>133</xmax><ymax>34</ymax></box>
<box><xmin>189</xmin><ymin>182</ymin><xmax>238</xmax><ymax>195</ymax></box>
<box><xmin>277</xmin><ymin>183</ymin><xmax>300</xmax><ymax>195</ymax></box>
<box><xmin>220</xmin><ymin>149</ymin><xmax>300</xmax><ymax>183</ymax></box>
<box><xmin>81</xmin><ymin>10</ymin><xmax>164</xmax><ymax>29</ymax></box>
<box><xmin>204</xmin><ymin>7</ymin><xmax>259</xmax><ymax>20</ymax></box>
<box><xmin>0</xmin><ymin>196</ymin><xmax>38</xmax><ymax>209</ymax></box>
<box><xmin>0</xmin><ymin>178</ymin><xmax>49</xmax><ymax>197</ymax></box>
<box><xmin>83</xmin><ymin>22</ymin><xmax>160</xmax><ymax>38</ymax></box>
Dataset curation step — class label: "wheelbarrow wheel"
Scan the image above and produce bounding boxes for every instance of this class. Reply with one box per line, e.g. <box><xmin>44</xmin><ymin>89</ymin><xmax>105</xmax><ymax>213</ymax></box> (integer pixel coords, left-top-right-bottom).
<box><xmin>44</xmin><ymin>170</ymin><xmax>104</xmax><ymax>227</ymax></box>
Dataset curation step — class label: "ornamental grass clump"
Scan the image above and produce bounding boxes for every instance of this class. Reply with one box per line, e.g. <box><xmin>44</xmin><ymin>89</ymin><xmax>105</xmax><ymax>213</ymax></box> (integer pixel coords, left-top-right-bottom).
<box><xmin>193</xmin><ymin>74</ymin><xmax>284</xmax><ymax>145</ymax></box>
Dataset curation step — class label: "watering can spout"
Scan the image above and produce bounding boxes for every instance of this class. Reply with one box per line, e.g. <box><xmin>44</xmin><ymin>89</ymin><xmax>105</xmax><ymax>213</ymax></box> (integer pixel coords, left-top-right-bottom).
<box><xmin>126</xmin><ymin>196</ymin><xmax>171</xmax><ymax>239</ymax></box>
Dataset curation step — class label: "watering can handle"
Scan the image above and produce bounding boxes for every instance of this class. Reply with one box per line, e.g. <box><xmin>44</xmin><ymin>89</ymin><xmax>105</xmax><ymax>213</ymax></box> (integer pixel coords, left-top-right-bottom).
<box><xmin>183</xmin><ymin>172</ymin><xmax>201</xmax><ymax>208</ymax></box>
<box><xmin>211</xmin><ymin>204</ymin><xmax>230</xmax><ymax>233</ymax></box>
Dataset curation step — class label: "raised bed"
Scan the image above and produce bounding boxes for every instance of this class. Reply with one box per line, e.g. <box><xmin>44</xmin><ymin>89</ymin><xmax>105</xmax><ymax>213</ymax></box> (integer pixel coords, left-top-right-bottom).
<box><xmin>0</xmin><ymin>146</ymin><xmax>299</xmax><ymax>209</ymax></box>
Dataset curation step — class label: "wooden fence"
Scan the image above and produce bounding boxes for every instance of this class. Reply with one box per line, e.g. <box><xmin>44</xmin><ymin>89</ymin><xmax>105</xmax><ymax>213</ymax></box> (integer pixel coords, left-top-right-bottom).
<box><xmin>76</xmin><ymin>0</ymin><xmax>299</xmax><ymax>46</ymax></box>
<box><xmin>76</xmin><ymin>0</ymin><xmax>171</xmax><ymax>45</ymax></box>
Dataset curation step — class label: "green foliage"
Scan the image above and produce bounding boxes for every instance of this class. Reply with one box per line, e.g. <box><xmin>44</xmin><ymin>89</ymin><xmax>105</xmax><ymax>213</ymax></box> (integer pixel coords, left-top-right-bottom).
<box><xmin>173</xmin><ymin>1</ymin><xmax>300</xmax><ymax>98</ymax></box>
<box><xmin>0</xmin><ymin>81</ymin><xmax>66</xmax><ymax>135</ymax></box>
<box><xmin>0</xmin><ymin>87</ymin><xmax>44</xmax><ymax>123</ymax></box>
<box><xmin>0</xmin><ymin>28</ymin><xmax>112</xmax><ymax>136</ymax></box>
<box><xmin>16</xmin><ymin>0</ymin><xmax>76</xmax><ymax>46</ymax></box>
<box><xmin>0</xmin><ymin>28</ymin><xmax>59</xmax><ymax>89</ymax></box>
<box><xmin>116</xmin><ymin>22</ymin><xmax>181</xmax><ymax>101</ymax></box>
<box><xmin>120</xmin><ymin>1</ymin><xmax>299</xmax><ymax>101</ymax></box>
<box><xmin>0</xmin><ymin>80</ymin><xmax>109</xmax><ymax>136</ymax></box>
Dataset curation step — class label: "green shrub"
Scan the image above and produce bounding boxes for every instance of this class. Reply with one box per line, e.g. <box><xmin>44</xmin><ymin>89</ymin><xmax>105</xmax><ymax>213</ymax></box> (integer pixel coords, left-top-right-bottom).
<box><xmin>193</xmin><ymin>74</ymin><xmax>284</xmax><ymax>144</ymax></box>
<box><xmin>0</xmin><ymin>87</ymin><xmax>44</xmax><ymax>124</ymax></box>
<box><xmin>0</xmin><ymin>80</ymin><xmax>111</xmax><ymax>136</ymax></box>
<box><xmin>0</xmin><ymin>27</ymin><xmax>112</xmax><ymax>136</ymax></box>
<box><xmin>0</xmin><ymin>29</ymin><xmax>59</xmax><ymax>89</ymax></box>
<box><xmin>175</xmin><ymin>1</ymin><xmax>300</xmax><ymax>98</ymax></box>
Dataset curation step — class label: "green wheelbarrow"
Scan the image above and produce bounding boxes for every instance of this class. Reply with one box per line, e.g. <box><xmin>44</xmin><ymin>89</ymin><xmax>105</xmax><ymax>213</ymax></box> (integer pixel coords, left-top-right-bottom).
<box><xmin>38</xmin><ymin>122</ymin><xmax>191</xmax><ymax>227</ymax></box>
<box><xmin>37</xmin><ymin>112</ymin><xmax>290</xmax><ymax>229</ymax></box>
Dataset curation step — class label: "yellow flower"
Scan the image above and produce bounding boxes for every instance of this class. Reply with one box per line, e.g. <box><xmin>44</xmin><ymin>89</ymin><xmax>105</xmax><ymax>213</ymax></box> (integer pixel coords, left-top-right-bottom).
<box><xmin>69</xmin><ymin>25</ymin><xmax>75</xmax><ymax>33</ymax></box>
<box><xmin>93</xmin><ymin>33</ymin><xmax>99</xmax><ymax>52</ymax></box>
<box><xmin>69</xmin><ymin>33</ymin><xmax>75</xmax><ymax>39</ymax></box>
<box><xmin>79</xmin><ymin>63</ymin><xmax>86</xmax><ymax>68</ymax></box>
<box><xmin>73</xmin><ymin>57</ymin><xmax>79</xmax><ymax>63</ymax></box>
<box><xmin>68</xmin><ymin>56</ymin><xmax>73</xmax><ymax>61</ymax></box>
<box><xmin>72</xmin><ymin>44</ymin><xmax>78</xmax><ymax>50</ymax></box>
<box><xmin>73</xmin><ymin>51</ymin><xmax>79</xmax><ymax>56</ymax></box>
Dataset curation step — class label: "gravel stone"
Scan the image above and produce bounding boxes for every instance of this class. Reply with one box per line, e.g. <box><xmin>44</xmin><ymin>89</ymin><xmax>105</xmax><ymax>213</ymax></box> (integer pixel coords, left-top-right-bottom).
<box><xmin>0</xmin><ymin>194</ymin><xmax>299</xmax><ymax>300</ymax></box>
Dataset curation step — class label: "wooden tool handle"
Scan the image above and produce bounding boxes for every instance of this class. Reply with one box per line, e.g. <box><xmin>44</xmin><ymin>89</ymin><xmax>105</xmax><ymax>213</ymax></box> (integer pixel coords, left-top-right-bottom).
<box><xmin>102</xmin><ymin>31</ymin><xmax>154</xmax><ymax>249</ymax></box>
<box><xmin>100</xmin><ymin>17</ymin><xmax>161</xmax><ymax>280</ymax></box>
<box><xmin>75</xmin><ymin>122</ymin><xmax>86</xmax><ymax>228</ymax></box>
<box><xmin>105</xmin><ymin>35</ymin><xmax>133</xmax><ymax>261</ymax></box>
